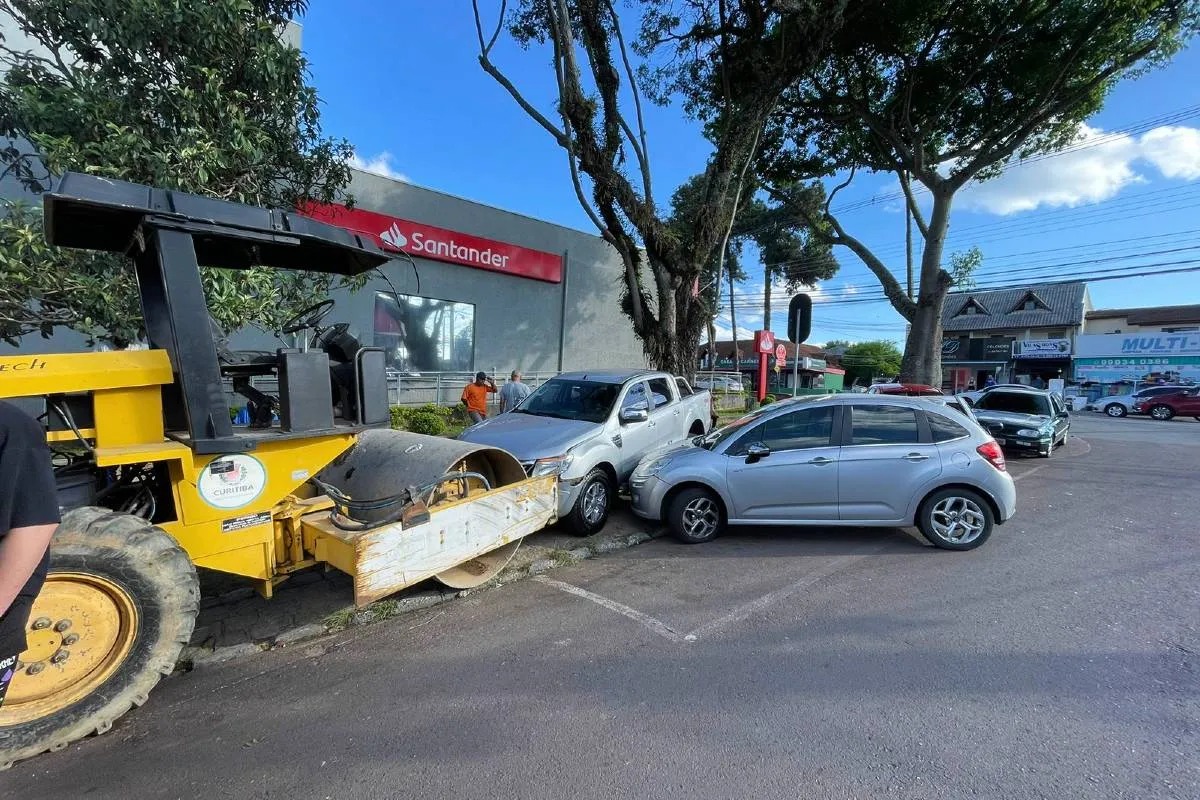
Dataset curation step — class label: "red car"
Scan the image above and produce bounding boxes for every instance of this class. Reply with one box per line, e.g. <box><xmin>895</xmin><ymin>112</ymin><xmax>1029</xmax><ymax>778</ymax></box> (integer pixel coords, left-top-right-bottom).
<box><xmin>1133</xmin><ymin>386</ymin><xmax>1200</xmax><ymax>420</ymax></box>
<box><xmin>866</xmin><ymin>383</ymin><xmax>944</xmax><ymax>396</ymax></box>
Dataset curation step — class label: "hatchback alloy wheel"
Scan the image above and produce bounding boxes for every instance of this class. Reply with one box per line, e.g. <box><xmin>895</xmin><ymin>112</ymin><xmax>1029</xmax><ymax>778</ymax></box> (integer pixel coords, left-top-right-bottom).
<box><xmin>918</xmin><ymin>487</ymin><xmax>995</xmax><ymax>551</ymax></box>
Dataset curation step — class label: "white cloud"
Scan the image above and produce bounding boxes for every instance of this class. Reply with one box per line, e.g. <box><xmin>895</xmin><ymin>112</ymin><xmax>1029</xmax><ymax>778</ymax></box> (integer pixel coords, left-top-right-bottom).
<box><xmin>1139</xmin><ymin>125</ymin><xmax>1200</xmax><ymax>180</ymax></box>
<box><xmin>958</xmin><ymin>125</ymin><xmax>1141</xmax><ymax>215</ymax></box>
<box><xmin>955</xmin><ymin>123</ymin><xmax>1200</xmax><ymax>216</ymax></box>
<box><xmin>349</xmin><ymin>150</ymin><xmax>408</xmax><ymax>181</ymax></box>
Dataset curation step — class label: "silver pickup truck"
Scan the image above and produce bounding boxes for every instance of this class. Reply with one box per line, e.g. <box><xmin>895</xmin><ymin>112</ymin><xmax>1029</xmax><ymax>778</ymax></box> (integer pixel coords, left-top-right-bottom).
<box><xmin>458</xmin><ymin>369</ymin><xmax>712</xmax><ymax>534</ymax></box>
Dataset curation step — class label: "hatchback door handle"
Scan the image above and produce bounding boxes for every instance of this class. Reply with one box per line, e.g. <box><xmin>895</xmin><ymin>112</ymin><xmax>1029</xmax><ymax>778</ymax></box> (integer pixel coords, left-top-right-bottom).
<box><xmin>808</xmin><ymin>456</ymin><xmax>836</xmax><ymax>465</ymax></box>
<box><xmin>902</xmin><ymin>452</ymin><xmax>930</xmax><ymax>462</ymax></box>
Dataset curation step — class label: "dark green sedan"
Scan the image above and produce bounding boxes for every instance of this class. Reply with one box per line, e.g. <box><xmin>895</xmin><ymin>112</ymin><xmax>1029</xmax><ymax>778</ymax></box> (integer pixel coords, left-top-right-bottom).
<box><xmin>969</xmin><ymin>387</ymin><xmax>1071</xmax><ymax>458</ymax></box>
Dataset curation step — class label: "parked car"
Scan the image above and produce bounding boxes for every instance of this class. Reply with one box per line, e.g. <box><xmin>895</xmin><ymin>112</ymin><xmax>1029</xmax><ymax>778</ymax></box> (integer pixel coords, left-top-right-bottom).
<box><xmin>630</xmin><ymin>394</ymin><xmax>1015</xmax><ymax>550</ymax></box>
<box><xmin>694</xmin><ymin>375</ymin><xmax>746</xmax><ymax>393</ymax></box>
<box><xmin>458</xmin><ymin>369</ymin><xmax>712</xmax><ymax>535</ymax></box>
<box><xmin>866</xmin><ymin>383</ymin><xmax>943</xmax><ymax>396</ymax></box>
<box><xmin>1132</xmin><ymin>386</ymin><xmax>1200</xmax><ymax>420</ymax></box>
<box><xmin>1087</xmin><ymin>385</ymin><xmax>1189</xmax><ymax>418</ymax></box>
<box><xmin>970</xmin><ymin>387</ymin><xmax>1070</xmax><ymax>457</ymax></box>
<box><xmin>957</xmin><ymin>383</ymin><xmax>1028</xmax><ymax>404</ymax></box>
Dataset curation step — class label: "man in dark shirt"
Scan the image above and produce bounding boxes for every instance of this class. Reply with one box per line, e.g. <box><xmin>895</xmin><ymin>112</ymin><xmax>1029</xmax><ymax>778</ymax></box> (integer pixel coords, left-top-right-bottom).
<box><xmin>0</xmin><ymin>401</ymin><xmax>60</xmax><ymax>708</ymax></box>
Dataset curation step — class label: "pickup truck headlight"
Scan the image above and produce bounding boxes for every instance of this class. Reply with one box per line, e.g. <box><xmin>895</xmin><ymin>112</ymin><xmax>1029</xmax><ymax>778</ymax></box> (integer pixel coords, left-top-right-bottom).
<box><xmin>531</xmin><ymin>454</ymin><xmax>574</xmax><ymax>477</ymax></box>
<box><xmin>633</xmin><ymin>456</ymin><xmax>672</xmax><ymax>478</ymax></box>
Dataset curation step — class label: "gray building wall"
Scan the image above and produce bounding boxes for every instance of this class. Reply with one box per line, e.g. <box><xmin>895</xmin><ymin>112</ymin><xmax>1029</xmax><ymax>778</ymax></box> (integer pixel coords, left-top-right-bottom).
<box><xmin>8</xmin><ymin>167</ymin><xmax>647</xmax><ymax>374</ymax></box>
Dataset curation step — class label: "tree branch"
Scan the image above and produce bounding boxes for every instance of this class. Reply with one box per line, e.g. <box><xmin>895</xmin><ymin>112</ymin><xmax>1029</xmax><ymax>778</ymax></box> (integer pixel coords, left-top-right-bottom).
<box><xmin>472</xmin><ymin>0</ymin><xmax>569</xmax><ymax>147</ymax></box>
<box><xmin>606</xmin><ymin>0</ymin><xmax>653</xmax><ymax>203</ymax></box>
<box><xmin>897</xmin><ymin>169</ymin><xmax>929</xmax><ymax>238</ymax></box>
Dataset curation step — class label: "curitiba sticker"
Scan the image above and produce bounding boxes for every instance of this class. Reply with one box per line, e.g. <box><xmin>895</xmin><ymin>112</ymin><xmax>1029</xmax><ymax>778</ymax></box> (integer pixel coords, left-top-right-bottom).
<box><xmin>220</xmin><ymin>511</ymin><xmax>273</xmax><ymax>533</ymax></box>
<box><xmin>198</xmin><ymin>454</ymin><xmax>267</xmax><ymax>509</ymax></box>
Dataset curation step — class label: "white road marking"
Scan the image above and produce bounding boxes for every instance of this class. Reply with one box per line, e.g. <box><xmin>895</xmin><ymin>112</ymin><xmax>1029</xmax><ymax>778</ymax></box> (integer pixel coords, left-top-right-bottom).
<box><xmin>1012</xmin><ymin>465</ymin><xmax>1046</xmax><ymax>482</ymax></box>
<box><xmin>684</xmin><ymin>543</ymin><xmax>895</xmax><ymax>641</ymax></box>
<box><xmin>533</xmin><ymin>575</ymin><xmax>685</xmax><ymax>642</ymax></box>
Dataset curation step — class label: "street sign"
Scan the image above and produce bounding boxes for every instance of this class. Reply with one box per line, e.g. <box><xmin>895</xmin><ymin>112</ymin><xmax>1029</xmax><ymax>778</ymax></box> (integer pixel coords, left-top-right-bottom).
<box><xmin>755</xmin><ymin>330</ymin><xmax>775</xmax><ymax>354</ymax></box>
<box><xmin>775</xmin><ymin>343</ymin><xmax>787</xmax><ymax>365</ymax></box>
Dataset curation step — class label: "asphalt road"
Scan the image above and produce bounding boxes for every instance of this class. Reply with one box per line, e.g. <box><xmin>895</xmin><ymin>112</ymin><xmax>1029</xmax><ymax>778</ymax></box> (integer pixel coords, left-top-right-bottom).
<box><xmin>6</xmin><ymin>413</ymin><xmax>1199</xmax><ymax>799</ymax></box>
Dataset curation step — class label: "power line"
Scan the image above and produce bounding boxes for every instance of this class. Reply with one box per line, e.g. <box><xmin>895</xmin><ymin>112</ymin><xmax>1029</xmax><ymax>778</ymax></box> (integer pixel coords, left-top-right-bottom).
<box><xmin>727</xmin><ymin>261</ymin><xmax>1200</xmax><ymax>311</ymax></box>
<box><xmin>729</xmin><ymin>245</ymin><xmax>1200</xmax><ymax>306</ymax></box>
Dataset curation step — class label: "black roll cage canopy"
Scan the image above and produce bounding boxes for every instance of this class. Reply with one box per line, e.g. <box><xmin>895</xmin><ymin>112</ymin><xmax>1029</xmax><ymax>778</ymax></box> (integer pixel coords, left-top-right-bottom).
<box><xmin>43</xmin><ymin>172</ymin><xmax>391</xmax><ymax>454</ymax></box>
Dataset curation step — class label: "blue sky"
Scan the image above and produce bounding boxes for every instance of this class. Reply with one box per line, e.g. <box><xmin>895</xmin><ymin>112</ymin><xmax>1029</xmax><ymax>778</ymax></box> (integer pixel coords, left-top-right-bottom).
<box><xmin>300</xmin><ymin>3</ymin><xmax>1200</xmax><ymax>346</ymax></box>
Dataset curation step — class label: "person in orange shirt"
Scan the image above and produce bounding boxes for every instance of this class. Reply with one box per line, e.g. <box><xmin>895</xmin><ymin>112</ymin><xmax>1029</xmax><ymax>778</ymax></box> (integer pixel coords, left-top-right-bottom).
<box><xmin>461</xmin><ymin>371</ymin><xmax>497</xmax><ymax>424</ymax></box>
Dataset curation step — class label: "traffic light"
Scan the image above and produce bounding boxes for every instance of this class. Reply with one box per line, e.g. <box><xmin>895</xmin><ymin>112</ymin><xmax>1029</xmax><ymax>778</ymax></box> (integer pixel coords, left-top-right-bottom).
<box><xmin>788</xmin><ymin>293</ymin><xmax>812</xmax><ymax>344</ymax></box>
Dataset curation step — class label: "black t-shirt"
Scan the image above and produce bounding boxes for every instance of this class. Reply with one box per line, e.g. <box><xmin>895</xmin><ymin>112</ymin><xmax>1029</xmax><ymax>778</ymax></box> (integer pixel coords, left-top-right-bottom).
<box><xmin>0</xmin><ymin>401</ymin><xmax>61</xmax><ymax>655</ymax></box>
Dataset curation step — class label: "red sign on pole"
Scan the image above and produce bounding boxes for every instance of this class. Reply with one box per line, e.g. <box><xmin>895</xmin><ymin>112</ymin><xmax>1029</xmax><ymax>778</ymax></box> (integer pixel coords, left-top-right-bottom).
<box><xmin>753</xmin><ymin>330</ymin><xmax>775</xmax><ymax>402</ymax></box>
<box><xmin>775</xmin><ymin>343</ymin><xmax>787</xmax><ymax>366</ymax></box>
<box><xmin>302</xmin><ymin>202</ymin><xmax>563</xmax><ymax>283</ymax></box>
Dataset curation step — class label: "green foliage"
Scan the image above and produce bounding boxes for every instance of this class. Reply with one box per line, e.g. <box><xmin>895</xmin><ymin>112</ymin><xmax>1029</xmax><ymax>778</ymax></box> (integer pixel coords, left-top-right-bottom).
<box><xmin>758</xmin><ymin>395</ymin><xmax>775</xmax><ymax>406</ymax></box>
<box><xmin>390</xmin><ymin>403</ymin><xmax>460</xmax><ymax>432</ymax></box>
<box><xmin>0</xmin><ymin>0</ymin><xmax>357</xmax><ymax>346</ymax></box>
<box><xmin>948</xmin><ymin>247</ymin><xmax>983</xmax><ymax>290</ymax></box>
<box><xmin>405</xmin><ymin>411</ymin><xmax>448</xmax><ymax>437</ymax></box>
<box><xmin>840</xmin><ymin>340</ymin><xmax>903</xmax><ymax>385</ymax></box>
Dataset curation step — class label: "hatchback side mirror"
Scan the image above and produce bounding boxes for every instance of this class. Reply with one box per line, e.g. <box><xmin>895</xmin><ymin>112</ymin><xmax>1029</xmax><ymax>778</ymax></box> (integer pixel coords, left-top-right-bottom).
<box><xmin>745</xmin><ymin>442</ymin><xmax>771</xmax><ymax>463</ymax></box>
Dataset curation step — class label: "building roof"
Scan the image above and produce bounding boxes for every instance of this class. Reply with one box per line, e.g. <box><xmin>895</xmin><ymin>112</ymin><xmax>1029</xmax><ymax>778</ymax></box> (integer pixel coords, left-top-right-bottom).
<box><xmin>942</xmin><ymin>282</ymin><xmax>1087</xmax><ymax>332</ymax></box>
<box><xmin>1085</xmin><ymin>304</ymin><xmax>1200</xmax><ymax>325</ymax></box>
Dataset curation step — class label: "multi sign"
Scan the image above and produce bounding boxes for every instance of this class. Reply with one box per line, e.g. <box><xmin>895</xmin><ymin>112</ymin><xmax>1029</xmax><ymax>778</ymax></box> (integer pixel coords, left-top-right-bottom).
<box><xmin>1074</xmin><ymin>333</ymin><xmax>1200</xmax><ymax>358</ymax></box>
<box><xmin>302</xmin><ymin>202</ymin><xmax>563</xmax><ymax>283</ymax></box>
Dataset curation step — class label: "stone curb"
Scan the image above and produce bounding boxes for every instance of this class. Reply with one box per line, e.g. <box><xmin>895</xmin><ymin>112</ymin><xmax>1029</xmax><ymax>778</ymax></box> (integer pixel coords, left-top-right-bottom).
<box><xmin>177</xmin><ymin>526</ymin><xmax>663</xmax><ymax>670</ymax></box>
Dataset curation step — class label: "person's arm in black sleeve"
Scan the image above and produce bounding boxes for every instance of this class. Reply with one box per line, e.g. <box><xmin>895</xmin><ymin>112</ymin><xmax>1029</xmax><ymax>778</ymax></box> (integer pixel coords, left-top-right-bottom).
<box><xmin>0</xmin><ymin>410</ymin><xmax>60</xmax><ymax>618</ymax></box>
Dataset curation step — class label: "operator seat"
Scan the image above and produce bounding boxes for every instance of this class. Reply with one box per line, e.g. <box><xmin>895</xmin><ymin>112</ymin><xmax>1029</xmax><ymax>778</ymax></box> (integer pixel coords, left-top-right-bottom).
<box><xmin>210</xmin><ymin>317</ymin><xmax>279</xmax><ymax>428</ymax></box>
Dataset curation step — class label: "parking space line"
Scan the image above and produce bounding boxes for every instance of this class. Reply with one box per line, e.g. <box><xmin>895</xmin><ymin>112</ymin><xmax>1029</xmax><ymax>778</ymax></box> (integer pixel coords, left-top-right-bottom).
<box><xmin>533</xmin><ymin>575</ymin><xmax>685</xmax><ymax>643</ymax></box>
<box><xmin>1012</xmin><ymin>465</ymin><xmax>1046</xmax><ymax>482</ymax></box>
<box><xmin>684</xmin><ymin>544</ymin><xmax>894</xmax><ymax>641</ymax></box>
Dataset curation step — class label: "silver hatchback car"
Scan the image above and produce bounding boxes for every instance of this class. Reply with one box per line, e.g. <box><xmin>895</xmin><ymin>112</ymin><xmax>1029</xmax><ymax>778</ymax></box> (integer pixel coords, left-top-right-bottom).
<box><xmin>630</xmin><ymin>394</ymin><xmax>1015</xmax><ymax>550</ymax></box>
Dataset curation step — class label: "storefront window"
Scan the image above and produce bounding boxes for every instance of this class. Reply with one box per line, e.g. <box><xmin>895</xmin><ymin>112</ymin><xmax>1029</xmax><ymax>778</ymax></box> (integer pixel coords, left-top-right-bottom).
<box><xmin>373</xmin><ymin>291</ymin><xmax>475</xmax><ymax>373</ymax></box>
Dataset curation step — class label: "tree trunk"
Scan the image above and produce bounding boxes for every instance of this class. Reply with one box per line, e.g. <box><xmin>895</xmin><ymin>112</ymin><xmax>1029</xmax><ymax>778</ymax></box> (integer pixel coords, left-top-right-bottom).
<box><xmin>763</xmin><ymin>267</ymin><xmax>772</xmax><ymax>334</ymax></box>
<box><xmin>728</xmin><ymin>267</ymin><xmax>739</xmax><ymax>363</ymax></box>
<box><xmin>899</xmin><ymin>190</ymin><xmax>954</xmax><ymax>386</ymax></box>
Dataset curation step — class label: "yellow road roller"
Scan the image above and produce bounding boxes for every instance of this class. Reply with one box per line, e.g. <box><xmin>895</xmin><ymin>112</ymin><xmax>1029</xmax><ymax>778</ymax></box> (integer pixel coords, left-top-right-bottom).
<box><xmin>0</xmin><ymin>174</ymin><xmax>557</xmax><ymax>768</ymax></box>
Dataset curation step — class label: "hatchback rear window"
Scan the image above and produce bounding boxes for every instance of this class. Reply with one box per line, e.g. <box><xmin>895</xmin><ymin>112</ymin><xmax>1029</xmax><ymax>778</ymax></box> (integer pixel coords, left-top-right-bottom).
<box><xmin>927</xmin><ymin>413</ymin><xmax>969</xmax><ymax>442</ymax></box>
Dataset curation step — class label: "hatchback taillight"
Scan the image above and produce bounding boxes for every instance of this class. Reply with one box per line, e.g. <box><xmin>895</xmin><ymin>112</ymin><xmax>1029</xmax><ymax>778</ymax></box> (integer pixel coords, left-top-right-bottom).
<box><xmin>976</xmin><ymin>440</ymin><xmax>1006</xmax><ymax>472</ymax></box>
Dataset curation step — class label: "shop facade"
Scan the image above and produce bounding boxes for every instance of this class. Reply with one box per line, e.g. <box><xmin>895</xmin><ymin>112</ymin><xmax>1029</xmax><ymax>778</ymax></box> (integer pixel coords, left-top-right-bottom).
<box><xmin>939</xmin><ymin>282</ymin><xmax>1089</xmax><ymax>391</ymax></box>
<box><xmin>701</xmin><ymin>340</ymin><xmax>844</xmax><ymax>393</ymax></box>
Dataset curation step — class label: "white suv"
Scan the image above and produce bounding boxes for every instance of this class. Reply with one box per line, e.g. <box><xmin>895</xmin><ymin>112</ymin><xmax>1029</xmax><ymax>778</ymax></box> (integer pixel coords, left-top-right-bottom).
<box><xmin>1089</xmin><ymin>385</ymin><xmax>1187</xmax><ymax>418</ymax></box>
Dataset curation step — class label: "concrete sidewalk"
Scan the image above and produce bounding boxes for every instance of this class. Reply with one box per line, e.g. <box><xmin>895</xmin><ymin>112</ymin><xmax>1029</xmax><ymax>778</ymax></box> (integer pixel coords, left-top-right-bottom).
<box><xmin>181</xmin><ymin>509</ymin><xmax>660</xmax><ymax>666</ymax></box>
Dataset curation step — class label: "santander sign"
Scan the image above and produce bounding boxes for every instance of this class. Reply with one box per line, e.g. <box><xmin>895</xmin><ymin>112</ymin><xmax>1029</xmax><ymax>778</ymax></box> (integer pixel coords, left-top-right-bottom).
<box><xmin>302</xmin><ymin>202</ymin><xmax>563</xmax><ymax>283</ymax></box>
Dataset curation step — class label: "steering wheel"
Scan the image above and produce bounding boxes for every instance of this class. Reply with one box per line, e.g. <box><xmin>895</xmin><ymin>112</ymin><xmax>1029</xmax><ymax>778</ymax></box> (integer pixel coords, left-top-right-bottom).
<box><xmin>281</xmin><ymin>299</ymin><xmax>335</xmax><ymax>334</ymax></box>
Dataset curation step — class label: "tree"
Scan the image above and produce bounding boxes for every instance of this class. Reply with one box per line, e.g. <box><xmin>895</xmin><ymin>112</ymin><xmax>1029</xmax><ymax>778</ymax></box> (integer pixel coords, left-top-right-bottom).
<box><xmin>755</xmin><ymin>0</ymin><xmax>1198</xmax><ymax>384</ymax></box>
<box><xmin>840</xmin><ymin>339</ymin><xmax>902</xmax><ymax>385</ymax></box>
<box><xmin>736</xmin><ymin>186</ymin><xmax>839</xmax><ymax>332</ymax></box>
<box><xmin>471</xmin><ymin>0</ymin><xmax>847</xmax><ymax>373</ymax></box>
<box><xmin>0</xmin><ymin>0</ymin><xmax>356</xmax><ymax>347</ymax></box>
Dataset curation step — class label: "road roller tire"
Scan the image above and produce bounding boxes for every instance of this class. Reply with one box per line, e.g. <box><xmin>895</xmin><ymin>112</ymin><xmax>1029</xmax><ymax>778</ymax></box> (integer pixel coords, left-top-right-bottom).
<box><xmin>0</xmin><ymin>508</ymin><xmax>198</xmax><ymax>769</ymax></box>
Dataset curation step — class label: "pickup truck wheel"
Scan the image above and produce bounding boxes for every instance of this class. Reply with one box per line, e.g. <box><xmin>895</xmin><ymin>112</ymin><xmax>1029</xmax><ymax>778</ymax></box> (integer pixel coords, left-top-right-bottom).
<box><xmin>667</xmin><ymin>487</ymin><xmax>724</xmax><ymax>544</ymax></box>
<box><xmin>1103</xmin><ymin>403</ymin><xmax>1126</xmax><ymax>418</ymax></box>
<box><xmin>565</xmin><ymin>469</ymin><xmax>611</xmax><ymax>536</ymax></box>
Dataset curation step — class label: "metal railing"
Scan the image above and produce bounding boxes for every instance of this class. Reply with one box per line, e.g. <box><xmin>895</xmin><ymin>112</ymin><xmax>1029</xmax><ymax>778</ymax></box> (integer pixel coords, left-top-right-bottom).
<box><xmin>223</xmin><ymin>370</ymin><xmax>560</xmax><ymax>413</ymax></box>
